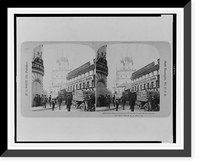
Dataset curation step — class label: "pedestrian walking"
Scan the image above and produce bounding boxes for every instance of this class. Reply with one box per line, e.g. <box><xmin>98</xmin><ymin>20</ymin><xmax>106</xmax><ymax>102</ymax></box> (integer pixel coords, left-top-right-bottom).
<box><xmin>121</xmin><ymin>92</ymin><xmax>126</xmax><ymax>110</ymax></box>
<box><xmin>66</xmin><ymin>95</ymin><xmax>72</xmax><ymax>112</ymax></box>
<box><xmin>57</xmin><ymin>96</ymin><xmax>62</xmax><ymax>110</ymax></box>
<box><xmin>52</xmin><ymin>98</ymin><xmax>55</xmax><ymax>111</ymax></box>
<box><xmin>34</xmin><ymin>95</ymin><xmax>37</xmax><ymax>107</ymax></box>
<box><xmin>147</xmin><ymin>92</ymin><xmax>153</xmax><ymax>111</ymax></box>
<box><xmin>106</xmin><ymin>95</ymin><xmax>111</xmax><ymax>109</ymax></box>
<box><xmin>129</xmin><ymin>89</ymin><xmax>137</xmax><ymax>112</ymax></box>
<box><xmin>84</xmin><ymin>94</ymin><xmax>90</xmax><ymax>111</ymax></box>
<box><xmin>49</xmin><ymin>95</ymin><xmax>52</xmax><ymax>107</ymax></box>
<box><xmin>39</xmin><ymin>95</ymin><xmax>42</xmax><ymax>106</ymax></box>
<box><xmin>113</xmin><ymin>95</ymin><xmax>115</xmax><ymax>107</ymax></box>
<box><xmin>43</xmin><ymin>95</ymin><xmax>48</xmax><ymax>108</ymax></box>
<box><xmin>36</xmin><ymin>94</ymin><xmax>40</xmax><ymax>107</ymax></box>
<box><xmin>115</xmin><ymin>98</ymin><xmax>119</xmax><ymax>111</ymax></box>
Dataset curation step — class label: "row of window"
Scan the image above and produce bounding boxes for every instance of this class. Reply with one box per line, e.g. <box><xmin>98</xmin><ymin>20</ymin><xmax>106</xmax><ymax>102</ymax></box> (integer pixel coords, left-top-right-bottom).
<box><xmin>133</xmin><ymin>80</ymin><xmax>159</xmax><ymax>91</ymax></box>
<box><xmin>133</xmin><ymin>70</ymin><xmax>159</xmax><ymax>82</ymax></box>
<box><xmin>69</xmin><ymin>70</ymin><xmax>95</xmax><ymax>82</ymax></box>
<box><xmin>67</xmin><ymin>80</ymin><xmax>95</xmax><ymax>91</ymax></box>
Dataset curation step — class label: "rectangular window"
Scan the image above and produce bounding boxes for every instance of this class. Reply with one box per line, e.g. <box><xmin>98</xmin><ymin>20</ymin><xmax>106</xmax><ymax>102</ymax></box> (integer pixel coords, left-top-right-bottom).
<box><xmin>156</xmin><ymin>80</ymin><xmax>159</xmax><ymax>87</ymax></box>
<box><xmin>79</xmin><ymin>84</ymin><xmax>82</xmax><ymax>89</ymax></box>
<box><xmin>147</xmin><ymin>83</ymin><xmax>149</xmax><ymax>89</ymax></box>
<box><xmin>83</xmin><ymin>82</ymin><xmax>85</xmax><ymax>89</ymax></box>
<box><xmin>151</xmin><ymin>81</ymin><xmax>154</xmax><ymax>88</ymax></box>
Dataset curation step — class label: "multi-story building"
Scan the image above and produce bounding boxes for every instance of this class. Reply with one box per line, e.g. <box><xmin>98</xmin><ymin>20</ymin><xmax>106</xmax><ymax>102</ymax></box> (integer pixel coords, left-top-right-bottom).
<box><xmin>66</xmin><ymin>61</ymin><xmax>95</xmax><ymax>92</ymax></box>
<box><xmin>130</xmin><ymin>59</ymin><xmax>160</xmax><ymax>91</ymax></box>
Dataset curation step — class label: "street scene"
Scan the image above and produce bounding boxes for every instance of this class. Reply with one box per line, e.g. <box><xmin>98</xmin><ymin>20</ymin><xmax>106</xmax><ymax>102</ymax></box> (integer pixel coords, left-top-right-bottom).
<box><xmin>31</xmin><ymin>43</ymin><xmax>96</xmax><ymax>112</ymax></box>
<box><xmin>96</xmin><ymin>43</ymin><xmax>160</xmax><ymax>113</ymax></box>
<box><xmin>31</xmin><ymin>43</ymin><xmax>160</xmax><ymax>114</ymax></box>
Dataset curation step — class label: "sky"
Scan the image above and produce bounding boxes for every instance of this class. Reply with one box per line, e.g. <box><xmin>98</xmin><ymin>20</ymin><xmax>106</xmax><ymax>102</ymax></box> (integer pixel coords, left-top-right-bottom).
<box><xmin>42</xmin><ymin>44</ymin><xmax>95</xmax><ymax>92</ymax></box>
<box><xmin>106</xmin><ymin>43</ymin><xmax>160</xmax><ymax>91</ymax></box>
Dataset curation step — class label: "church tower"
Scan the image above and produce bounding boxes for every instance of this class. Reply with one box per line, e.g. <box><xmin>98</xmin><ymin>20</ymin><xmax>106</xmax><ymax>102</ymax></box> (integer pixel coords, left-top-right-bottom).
<box><xmin>49</xmin><ymin>54</ymin><xmax>70</xmax><ymax>97</ymax></box>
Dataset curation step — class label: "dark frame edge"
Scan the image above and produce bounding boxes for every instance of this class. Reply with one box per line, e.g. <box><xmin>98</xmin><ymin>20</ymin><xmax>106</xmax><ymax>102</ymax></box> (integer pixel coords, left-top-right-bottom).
<box><xmin>183</xmin><ymin>0</ymin><xmax>191</xmax><ymax>157</ymax></box>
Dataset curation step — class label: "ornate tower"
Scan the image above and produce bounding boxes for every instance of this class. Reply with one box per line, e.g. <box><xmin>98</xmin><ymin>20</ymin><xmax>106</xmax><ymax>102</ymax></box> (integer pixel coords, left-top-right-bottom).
<box><xmin>32</xmin><ymin>45</ymin><xmax>45</xmax><ymax>106</ymax></box>
<box><xmin>95</xmin><ymin>45</ymin><xmax>108</xmax><ymax>106</ymax></box>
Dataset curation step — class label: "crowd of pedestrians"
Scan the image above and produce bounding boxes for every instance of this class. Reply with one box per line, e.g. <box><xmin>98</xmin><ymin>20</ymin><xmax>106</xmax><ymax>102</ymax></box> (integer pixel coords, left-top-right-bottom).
<box><xmin>33</xmin><ymin>94</ymin><xmax>73</xmax><ymax>112</ymax></box>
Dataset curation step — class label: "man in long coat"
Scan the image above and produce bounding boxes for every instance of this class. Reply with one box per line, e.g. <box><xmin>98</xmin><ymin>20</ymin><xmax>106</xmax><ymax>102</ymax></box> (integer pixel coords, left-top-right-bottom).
<box><xmin>129</xmin><ymin>89</ymin><xmax>137</xmax><ymax>112</ymax></box>
<box><xmin>121</xmin><ymin>92</ymin><xmax>126</xmax><ymax>110</ymax></box>
<box><xmin>66</xmin><ymin>95</ymin><xmax>72</xmax><ymax>112</ymax></box>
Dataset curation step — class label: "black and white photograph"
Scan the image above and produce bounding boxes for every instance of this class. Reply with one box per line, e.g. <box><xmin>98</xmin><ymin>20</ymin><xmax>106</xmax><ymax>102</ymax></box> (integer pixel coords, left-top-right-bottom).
<box><xmin>31</xmin><ymin>43</ymin><xmax>96</xmax><ymax>113</ymax></box>
<box><xmin>96</xmin><ymin>43</ymin><xmax>161</xmax><ymax>113</ymax></box>
<box><xmin>22</xmin><ymin>40</ymin><xmax>170</xmax><ymax>117</ymax></box>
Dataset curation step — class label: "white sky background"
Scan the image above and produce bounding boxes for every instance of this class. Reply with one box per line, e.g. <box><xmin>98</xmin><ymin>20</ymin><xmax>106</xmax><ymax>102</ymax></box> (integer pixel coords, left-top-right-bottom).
<box><xmin>106</xmin><ymin>44</ymin><xmax>160</xmax><ymax>91</ymax></box>
<box><xmin>42</xmin><ymin>44</ymin><xmax>95</xmax><ymax>91</ymax></box>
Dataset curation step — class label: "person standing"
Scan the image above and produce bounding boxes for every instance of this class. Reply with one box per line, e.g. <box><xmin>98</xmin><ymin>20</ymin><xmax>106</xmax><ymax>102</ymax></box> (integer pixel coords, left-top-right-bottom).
<box><xmin>49</xmin><ymin>95</ymin><xmax>52</xmax><ymax>107</ymax></box>
<box><xmin>58</xmin><ymin>96</ymin><xmax>62</xmax><ymax>110</ymax></box>
<box><xmin>36</xmin><ymin>94</ymin><xmax>40</xmax><ymax>107</ymax></box>
<box><xmin>129</xmin><ymin>89</ymin><xmax>137</xmax><ymax>112</ymax></box>
<box><xmin>66</xmin><ymin>95</ymin><xmax>72</xmax><ymax>112</ymax></box>
<box><xmin>115</xmin><ymin>98</ymin><xmax>119</xmax><ymax>111</ymax></box>
<box><xmin>43</xmin><ymin>95</ymin><xmax>47</xmax><ymax>108</ymax></box>
<box><xmin>113</xmin><ymin>95</ymin><xmax>115</xmax><ymax>107</ymax></box>
<box><xmin>106</xmin><ymin>95</ymin><xmax>111</xmax><ymax>109</ymax></box>
<box><xmin>121</xmin><ymin>92</ymin><xmax>126</xmax><ymax>110</ymax></box>
<box><xmin>148</xmin><ymin>92</ymin><xmax>153</xmax><ymax>111</ymax></box>
<box><xmin>39</xmin><ymin>95</ymin><xmax>42</xmax><ymax>106</ymax></box>
<box><xmin>34</xmin><ymin>95</ymin><xmax>37</xmax><ymax>107</ymax></box>
<box><xmin>84</xmin><ymin>93</ymin><xmax>90</xmax><ymax>111</ymax></box>
<box><xmin>51</xmin><ymin>98</ymin><xmax>55</xmax><ymax>111</ymax></box>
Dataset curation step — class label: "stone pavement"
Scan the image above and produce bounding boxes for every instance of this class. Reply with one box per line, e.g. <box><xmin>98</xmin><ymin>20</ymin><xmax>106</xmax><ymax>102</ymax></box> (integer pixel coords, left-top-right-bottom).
<box><xmin>96</xmin><ymin>105</ymin><xmax>122</xmax><ymax>111</ymax></box>
<box><xmin>32</xmin><ymin>104</ymin><xmax>58</xmax><ymax>111</ymax></box>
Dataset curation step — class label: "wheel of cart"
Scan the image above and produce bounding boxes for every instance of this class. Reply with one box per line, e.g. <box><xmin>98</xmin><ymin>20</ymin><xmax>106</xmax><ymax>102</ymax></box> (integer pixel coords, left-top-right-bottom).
<box><xmin>80</xmin><ymin>102</ymin><xmax>85</xmax><ymax>111</ymax></box>
<box><xmin>143</xmin><ymin>103</ymin><xmax>150</xmax><ymax>111</ymax></box>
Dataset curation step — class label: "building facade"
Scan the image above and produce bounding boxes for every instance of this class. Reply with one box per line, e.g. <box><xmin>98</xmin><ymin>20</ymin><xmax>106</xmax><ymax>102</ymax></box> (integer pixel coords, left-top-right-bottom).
<box><xmin>66</xmin><ymin>61</ymin><xmax>95</xmax><ymax>92</ymax></box>
<box><xmin>131</xmin><ymin>59</ymin><xmax>160</xmax><ymax>92</ymax></box>
<box><xmin>32</xmin><ymin>45</ymin><xmax>45</xmax><ymax>106</ymax></box>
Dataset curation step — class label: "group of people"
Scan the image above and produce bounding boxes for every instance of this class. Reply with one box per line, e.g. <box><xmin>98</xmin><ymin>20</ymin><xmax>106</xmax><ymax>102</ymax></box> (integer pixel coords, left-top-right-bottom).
<box><xmin>84</xmin><ymin>93</ymin><xmax>95</xmax><ymax>111</ymax></box>
<box><xmin>147</xmin><ymin>92</ymin><xmax>160</xmax><ymax>111</ymax></box>
<box><xmin>96</xmin><ymin>91</ymin><xmax>137</xmax><ymax>112</ymax></box>
<box><xmin>113</xmin><ymin>90</ymin><xmax>137</xmax><ymax>111</ymax></box>
<box><xmin>33</xmin><ymin>94</ymin><xmax>72</xmax><ymax>111</ymax></box>
<box><xmin>54</xmin><ymin>94</ymin><xmax>73</xmax><ymax>111</ymax></box>
<box><xmin>33</xmin><ymin>94</ymin><xmax>50</xmax><ymax>108</ymax></box>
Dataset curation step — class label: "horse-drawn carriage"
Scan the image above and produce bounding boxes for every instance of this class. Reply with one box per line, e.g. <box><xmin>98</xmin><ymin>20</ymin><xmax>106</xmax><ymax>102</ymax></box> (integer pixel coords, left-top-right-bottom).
<box><xmin>73</xmin><ymin>90</ymin><xmax>95</xmax><ymax>111</ymax></box>
<box><xmin>136</xmin><ymin>90</ymin><xmax>160</xmax><ymax>111</ymax></box>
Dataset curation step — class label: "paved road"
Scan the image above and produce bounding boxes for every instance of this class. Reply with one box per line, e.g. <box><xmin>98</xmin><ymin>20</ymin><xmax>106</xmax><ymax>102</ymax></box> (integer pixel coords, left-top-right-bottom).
<box><xmin>32</xmin><ymin>104</ymin><xmax>148</xmax><ymax>113</ymax></box>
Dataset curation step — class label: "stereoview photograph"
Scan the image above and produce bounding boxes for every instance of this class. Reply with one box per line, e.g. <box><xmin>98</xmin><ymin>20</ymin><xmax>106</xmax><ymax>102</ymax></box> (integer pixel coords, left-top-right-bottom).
<box><xmin>20</xmin><ymin>41</ymin><xmax>171</xmax><ymax>118</ymax></box>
